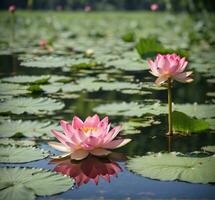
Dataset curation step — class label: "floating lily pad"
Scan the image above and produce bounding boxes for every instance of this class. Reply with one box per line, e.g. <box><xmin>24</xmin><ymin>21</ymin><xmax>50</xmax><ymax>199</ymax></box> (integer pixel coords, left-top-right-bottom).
<box><xmin>0</xmin><ymin>146</ymin><xmax>49</xmax><ymax>163</ymax></box>
<box><xmin>94</xmin><ymin>54</ymin><xmax>120</xmax><ymax>64</ymax></box>
<box><xmin>173</xmin><ymin>111</ymin><xmax>209</xmax><ymax>135</ymax></box>
<box><xmin>173</xmin><ymin>103</ymin><xmax>215</xmax><ymax>119</ymax></box>
<box><xmin>121</xmin><ymin>32</ymin><xmax>135</xmax><ymax>42</ymax></box>
<box><xmin>127</xmin><ymin>153</ymin><xmax>215</xmax><ymax>184</ymax></box>
<box><xmin>207</xmin><ymin>92</ymin><xmax>215</xmax><ymax>97</ymax></box>
<box><xmin>0</xmin><ymin>97</ymin><xmax>64</xmax><ymax>115</ymax></box>
<box><xmin>1</xmin><ymin>75</ymin><xmax>50</xmax><ymax>84</ymax></box>
<box><xmin>120</xmin><ymin>89</ymin><xmax>152</xmax><ymax>95</ymax></box>
<box><xmin>1</xmin><ymin>75</ymin><xmax>70</xmax><ymax>84</ymax></box>
<box><xmin>136</xmin><ymin>37</ymin><xmax>188</xmax><ymax>59</ymax></box>
<box><xmin>20</xmin><ymin>55</ymin><xmax>75</xmax><ymax>68</ymax></box>
<box><xmin>205</xmin><ymin>118</ymin><xmax>215</xmax><ymax>130</ymax></box>
<box><xmin>0</xmin><ymin>139</ymin><xmax>36</xmax><ymax>146</ymax></box>
<box><xmin>94</xmin><ymin>101</ymin><xmax>215</xmax><ymax>119</ymax></box>
<box><xmin>93</xmin><ymin>101</ymin><xmax>165</xmax><ymax>117</ymax></box>
<box><xmin>0</xmin><ymin>119</ymin><xmax>58</xmax><ymax>138</ymax></box>
<box><xmin>207</xmin><ymin>78</ymin><xmax>215</xmax><ymax>84</ymax></box>
<box><xmin>63</xmin><ymin>77</ymin><xmax>140</xmax><ymax>93</ymax></box>
<box><xmin>121</xmin><ymin>117</ymin><xmax>160</xmax><ymax>135</ymax></box>
<box><xmin>69</xmin><ymin>58</ymin><xmax>97</xmax><ymax>68</ymax></box>
<box><xmin>143</xmin><ymin>82</ymin><xmax>166</xmax><ymax>90</ymax></box>
<box><xmin>48</xmin><ymin>75</ymin><xmax>71</xmax><ymax>83</ymax></box>
<box><xmin>107</xmin><ymin>59</ymin><xmax>147</xmax><ymax>71</ymax></box>
<box><xmin>40</xmin><ymin>83</ymin><xmax>64</xmax><ymax>94</ymax></box>
<box><xmin>0</xmin><ymin>167</ymin><xmax>73</xmax><ymax>200</ymax></box>
<box><xmin>202</xmin><ymin>146</ymin><xmax>215</xmax><ymax>153</ymax></box>
<box><xmin>0</xmin><ymin>83</ymin><xmax>30</xmax><ymax>96</ymax></box>
<box><xmin>28</xmin><ymin>83</ymin><xmax>64</xmax><ymax>94</ymax></box>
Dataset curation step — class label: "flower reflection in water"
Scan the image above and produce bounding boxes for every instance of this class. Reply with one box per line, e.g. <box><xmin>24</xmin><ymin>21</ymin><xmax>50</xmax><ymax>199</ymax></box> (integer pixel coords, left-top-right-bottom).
<box><xmin>50</xmin><ymin>153</ymin><xmax>125</xmax><ymax>187</ymax></box>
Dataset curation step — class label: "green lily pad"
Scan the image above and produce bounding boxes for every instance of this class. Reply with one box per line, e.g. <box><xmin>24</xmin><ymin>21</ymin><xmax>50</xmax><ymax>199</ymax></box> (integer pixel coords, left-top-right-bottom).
<box><xmin>40</xmin><ymin>83</ymin><xmax>64</xmax><ymax>94</ymax></box>
<box><xmin>0</xmin><ymin>167</ymin><xmax>73</xmax><ymax>200</ymax></box>
<box><xmin>0</xmin><ymin>83</ymin><xmax>30</xmax><ymax>96</ymax></box>
<box><xmin>0</xmin><ymin>139</ymin><xmax>36</xmax><ymax>146</ymax></box>
<box><xmin>120</xmin><ymin>89</ymin><xmax>152</xmax><ymax>95</ymax></box>
<box><xmin>48</xmin><ymin>75</ymin><xmax>71</xmax><ymax>83</ymax></box>
<box><xmin>1</xmin><ymin>75</ymin><xmax>50</xmax><ymax>84</ymax></box>
<box><xmin>69</xmin><ymin>58</ymin><xmax>97</xmax><ymax>68</ymax></box>
<box><xmin>94</xmin><ymin>101</ymin><xmax>215</xmax><ymax>119</ymax></box>
<box><xmin>121</xmin><ymin>117</ymin><xmax>160</xmax><ymax>135</ymax></box>
<box><xmin>0</xmin><ymin>119</ymin><xmax>58</xmax><ymax>138</ymax></box>
<box><xmin>20</xmin><ymin>55</ymin><xmax>97</xmax><ymax>69</ymax></box>
<box><xmin>173</xmin><ymin>111</ymin><xmax>209</xmax><ymax>135</ymax></box>
<box><xmin>207</xmin><ymin>92</ymin><xmax>215</xmax><ymax>97</ymax></box>
<box><xmin>93</xmin><ymin>101</ymin><xmax>165</xmax><ymax>117</ymax></box>
<box><xmin>63</xmin><ymin>77</ymin><xmax>140</xmax><ymax>93</ymax></box>
<box><xmin>202</xmin><ymin>146</ymin><xmax>215</xmax><ymax>153</ymax></box>
<box><xmin>143</xmin><ymin>82</ymin><xmax>166</xmax><ymax>90</ymax></box>
<box><xmin>207</xmin><ymin>78</ymin><xmax>215</xmax><ymax>84</ymax></box>
<box><xmin>173</xmin><ymin>103</ymin><xmax>215</xmax><ymax>119</ymax></box>
<box><xmin>136</xmin><ymin>37</ymin><xmax>188</xmax><ymax>59</ymax></box>
<box><xmin>1</xmin><ymin>75</ymin><xmax>70</xmax><ymax>84</ymax></box>
<box><xmin>0</xmin><ymin>146</ymin><xmax>49</xmax><ymax>163</ymax></box>
<box><xmin>121</xmin><ymin>32</ymin><xmax>136</xmax><ymax>42</ymax></box>
<box><xmin>205</xmin><ymin>118</ymin><xmax>215</xmax><ymax>130</ymax></box>
<box><xmin>107</xmin><ymin>59</ymin><xmax>147</xmax><ymax>71</ymax></box>
<box><xmin>0</xmin><ymin>97</ymin><xmax>64</xmax><ymax>115</ymax></box>
<box><xmin>127</xmin><ymin>153</ymin><xmax>215</xmax><ymax>184</ymax></box>
<box><xmin>20</xmin><ymin>55</ymin><xmax>75</xmax><ymax>68</ymax></box>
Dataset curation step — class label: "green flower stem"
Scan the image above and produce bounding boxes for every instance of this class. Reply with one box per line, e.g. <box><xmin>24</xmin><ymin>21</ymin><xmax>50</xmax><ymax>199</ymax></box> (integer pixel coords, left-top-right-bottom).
<box><xmin>167</xmin><ymin>78</ymin><xmax>173</xmax><ymax>136</ymax></box>
<box><xmin>168</xmin><ymin>135</ymin><xmax>173</xmax><ymax>152</ymax></box>
<box><xmin>11</xmin><ymin>13</ymin><xmax>15</xmax><ymax>43</ymax></box>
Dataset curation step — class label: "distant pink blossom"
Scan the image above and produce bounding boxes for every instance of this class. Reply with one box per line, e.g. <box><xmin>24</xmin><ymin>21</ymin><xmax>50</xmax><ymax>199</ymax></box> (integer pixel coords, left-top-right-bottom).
<box><xmin>56</xmin><ymin>5</ymin><xmax>63</xmax><ymax>11</ymax></box>
<box><xmin>52</xmin><ymin>155</ymin><xmax>122</xmax><ymax>186</ymax></box>
<box><xmin>8</xmin><ymin>5</ymin><xmax>16</xmax><ymax>13</ymax></box>
<box><xmin>148</xmin><ymin>53</ymin><xmax>193</xmax><ymax>85</ymax></box>
<box><xmin>150</xmin><ymin>3</ymin><xmax>158</xmax><ymax>11</ymax></box>
<box><xmin>39</xmin><ymin>39</ymin><xmax>47</xmax><ymax>49</ymax></box>
<box><xmin>84</xmin><ymin>5</ymin><xmax>91</xmax><ymax>12</ymax></box>
<box><xmin>48</xmin><ymin>114</ymin><xmax>131</xmax><ymax>160</ymax></box>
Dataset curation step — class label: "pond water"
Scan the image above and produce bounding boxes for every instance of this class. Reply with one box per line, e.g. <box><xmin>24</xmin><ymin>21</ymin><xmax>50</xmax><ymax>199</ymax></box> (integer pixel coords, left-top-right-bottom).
<box><xmin>0</xmin><ymin>12</ymin><xmax>215</xmax><ymax>200</ymax></box>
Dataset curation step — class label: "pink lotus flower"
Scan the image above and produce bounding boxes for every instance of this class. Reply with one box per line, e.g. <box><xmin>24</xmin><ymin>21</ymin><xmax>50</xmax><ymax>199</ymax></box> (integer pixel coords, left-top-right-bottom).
<box><xmin>48</xmin><ymin>114</ymin><xmax>131</xmax><ymax>160</ymax></box>
<box><xmin>39</xmin><ymin>39</ymin><xmax>47</xmax><ymax>49</ymax></box>
<box><xmin>150</xmin><ymin>3</ymin><xmax>158</xmax><ymax>11</ymax></box>
<box><xmin>51</xmin><ymin>155</ymin><xmax>123</xmax><ymax>186</ymax></box>
<box><xmin>8</xmin><ymin>5</ymin><xmax>16</xmax><ymax>13</ymax></box>
<box><xmin>148</xmin><ymin>53</ymin><xmax>193</xmax><ymax>85</ymax></box>
<box><xmin>84</xmin><ymin>5</ymin><xmax>91</xmax><ymax>12</ymax></box>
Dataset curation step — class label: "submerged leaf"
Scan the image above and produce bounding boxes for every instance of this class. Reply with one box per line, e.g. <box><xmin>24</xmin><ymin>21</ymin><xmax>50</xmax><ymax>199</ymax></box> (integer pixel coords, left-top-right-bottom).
<box><xmin>0</xmin><ymin>167</ymin><xmax>73</xmax><ymax>200</ymax></box>
<box><xmin>127</xmin><ymin>153</ymin><xmax>215</xmax><ymax>184</ymax></box>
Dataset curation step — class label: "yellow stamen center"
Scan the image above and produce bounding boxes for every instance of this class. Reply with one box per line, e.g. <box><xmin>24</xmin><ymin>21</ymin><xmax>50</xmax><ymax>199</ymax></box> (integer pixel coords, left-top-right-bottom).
<box><xmin>81</xmin><ymin>127</ymin><xmax>97</xmax><ymax>133</ymax></box>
